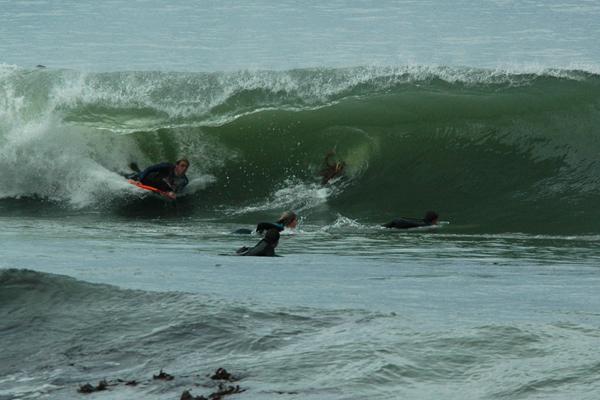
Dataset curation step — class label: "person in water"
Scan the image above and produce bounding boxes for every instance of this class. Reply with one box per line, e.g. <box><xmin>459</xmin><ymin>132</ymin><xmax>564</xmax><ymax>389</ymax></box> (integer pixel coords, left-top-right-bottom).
<box><xmin>129</xmin><ymin>159</ymin><xmax>189</xmax><ymax>199</ymax></box>
<box><xmin>236</xmin><ymin>228</ymin><xmax>280</xmax><ymax>256</ymax></box>
<box><xmin>382</xmin><ymin>211</ymin><xmax>439</xmax><ymax>229</ymax></box>
<box><xmin>319</xmin><ymin>149</ymin><xmax>345</xmax><ymax>185</ymax></box>
<box><xmin>232</xmin><ymin>210</ymin><xmax>298</xmax><ymax>235</ymax></box>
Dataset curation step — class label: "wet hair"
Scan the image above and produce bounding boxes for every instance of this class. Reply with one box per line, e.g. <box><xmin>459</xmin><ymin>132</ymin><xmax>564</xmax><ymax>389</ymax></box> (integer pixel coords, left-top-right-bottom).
<box><xmin>264</xmin><ymin>228</ymin><xmax>280</xmax><ymax>246</ymax></box>
<box><xmin>277</xmin><ymin>210</ymin><xmax>297</xmax><ymax>226</ymax></box>
<box><xmin>176</xmin><ymin>158</ymin><xmax>190</xmax><ymax>167</ymax></box>
<box><xmin>424</xmin><ymin>211</ymin><xmax>439</xmax><ymax>223</ymax></box>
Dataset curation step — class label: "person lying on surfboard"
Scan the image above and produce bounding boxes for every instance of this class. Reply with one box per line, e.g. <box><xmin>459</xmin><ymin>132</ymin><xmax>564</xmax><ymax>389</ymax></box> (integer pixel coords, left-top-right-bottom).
<box><xmin>129</xmin><ymin>158</ymin><xmax>189</xmax><ymax>200</ymax></box>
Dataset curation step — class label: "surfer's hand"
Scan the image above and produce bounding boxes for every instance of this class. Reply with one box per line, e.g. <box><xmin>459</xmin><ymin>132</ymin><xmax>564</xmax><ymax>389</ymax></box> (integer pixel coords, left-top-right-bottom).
<box><xmin>165</xmin><ymin>191</ymin><xmax>176</xmax><ymax>200</ymax></box>
<box><xmin>162</xmin><ymin>178</ymin><xmax>175</xmax><ymax>191</ymax></box>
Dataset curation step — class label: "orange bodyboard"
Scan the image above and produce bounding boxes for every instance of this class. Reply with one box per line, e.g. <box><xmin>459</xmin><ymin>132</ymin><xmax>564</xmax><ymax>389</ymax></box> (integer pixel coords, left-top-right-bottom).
<box><xmin>128</xmin><ymin>179</ymin><xmax>171</xmax><ymax>198</ymax></box>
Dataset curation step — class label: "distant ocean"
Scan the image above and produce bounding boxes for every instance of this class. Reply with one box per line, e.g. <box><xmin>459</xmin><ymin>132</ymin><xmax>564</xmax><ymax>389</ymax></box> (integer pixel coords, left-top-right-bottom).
<box><xmin>2</xmin><ymin>1</ymin><xmax>600</xmax><ymax>399</ymax></box>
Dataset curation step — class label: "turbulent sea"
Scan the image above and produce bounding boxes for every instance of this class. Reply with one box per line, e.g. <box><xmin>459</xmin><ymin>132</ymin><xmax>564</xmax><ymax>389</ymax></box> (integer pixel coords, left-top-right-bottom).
<box><xmin>2</xmin><ymin>1</ymin><xmax>600</xmax><ymax>399</ymax></box>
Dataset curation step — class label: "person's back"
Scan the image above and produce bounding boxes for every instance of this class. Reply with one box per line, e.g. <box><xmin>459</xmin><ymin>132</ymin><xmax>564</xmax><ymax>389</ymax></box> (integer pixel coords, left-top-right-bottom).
<box><xmin>383</xmin><ymin>211</ymin><xmax>439</xmax><ymax>229</ymax></box>
<box><xmin>382</xmin><ymin>217</ymin><xmax>426</xmax><ymax>229</ymax></box>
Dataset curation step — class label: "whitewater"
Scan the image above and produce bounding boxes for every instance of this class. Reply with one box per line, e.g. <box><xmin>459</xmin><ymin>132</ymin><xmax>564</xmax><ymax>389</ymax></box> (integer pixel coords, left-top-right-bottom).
<box><xmin>2</xmin><ymin>1</ymin><xmax>600</xmax><ymax>399</ymax></box>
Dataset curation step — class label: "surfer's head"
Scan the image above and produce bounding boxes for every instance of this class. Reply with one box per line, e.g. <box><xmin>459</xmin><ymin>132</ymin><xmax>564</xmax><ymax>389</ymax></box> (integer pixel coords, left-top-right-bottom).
<box><xmin>424</xmin><ymin>211</ymin><xmax>439</xmax><ymax>225</ymax></box>
<box><xmin>175</xmin><ymin>158</ymin><xmax>190</xmax><ymax>176</ymax></box>
<box><xmin>278</xmin><ymin>210</ymin><xmax>298</xmax><ymax>228</ymax></box>
<box><xmin>264</xmin><ymin>229</ymin><xmax>280</xmax><ymax>247</ymax></box>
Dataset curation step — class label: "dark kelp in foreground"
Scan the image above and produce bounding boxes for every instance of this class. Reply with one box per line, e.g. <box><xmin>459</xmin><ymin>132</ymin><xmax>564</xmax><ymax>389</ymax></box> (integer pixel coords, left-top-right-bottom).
<box><xmin>77</xmin><ymin>368</ymin><xmax>245</xmax><ymax>399</ymax></box>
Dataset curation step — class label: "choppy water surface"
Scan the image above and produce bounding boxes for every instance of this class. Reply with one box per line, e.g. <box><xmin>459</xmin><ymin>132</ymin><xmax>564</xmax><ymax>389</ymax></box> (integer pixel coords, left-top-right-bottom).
<box><xmin>2</xmin><ymin>217</ymin><xmax>600</xmax><ymax>399</ymax></box>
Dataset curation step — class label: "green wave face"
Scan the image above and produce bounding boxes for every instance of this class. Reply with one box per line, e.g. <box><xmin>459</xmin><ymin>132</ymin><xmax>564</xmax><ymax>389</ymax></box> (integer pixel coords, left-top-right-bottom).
<box><xmin>1</xmin><ymin>65</ymin><xmax>600</xmax><ymax>233</ymax></box>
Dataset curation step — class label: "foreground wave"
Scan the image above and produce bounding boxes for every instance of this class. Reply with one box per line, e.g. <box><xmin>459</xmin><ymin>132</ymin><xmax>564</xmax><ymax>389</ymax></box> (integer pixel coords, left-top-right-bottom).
<box><xmin>2</xmin><ymin>267</ymin><xmax>600</xmax><ymax>399</ymax></box>
<box><xmin>1</xmin><ymin>65</ymin><xmax>600</xmax><ymax>233</ymax></box>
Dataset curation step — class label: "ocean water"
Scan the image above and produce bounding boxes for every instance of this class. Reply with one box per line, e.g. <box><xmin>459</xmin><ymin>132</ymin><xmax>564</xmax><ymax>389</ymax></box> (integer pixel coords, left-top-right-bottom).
<box><xmin>2</xmin><ymin>1</ymin><xmax>600</xmax><ymax>399</ymax></box>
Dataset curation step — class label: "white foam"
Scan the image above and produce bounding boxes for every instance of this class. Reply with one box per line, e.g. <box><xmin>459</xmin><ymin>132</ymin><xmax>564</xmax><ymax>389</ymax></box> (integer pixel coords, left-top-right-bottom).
<box><xmin>320</xmin><ymin>214</ymin><xmax>368</xmax><ymax>231</ymax></box>
<box><xmin>227</xmin><ymin>178</ymin><xmax>336</xmax><ymax>216</ymax></box>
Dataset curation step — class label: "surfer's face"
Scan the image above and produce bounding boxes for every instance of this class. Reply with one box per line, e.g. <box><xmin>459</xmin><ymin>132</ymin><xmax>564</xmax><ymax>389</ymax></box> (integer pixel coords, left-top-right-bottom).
<box><xmin>287</xmin><ymin>217</ymin><xmax>298</xmax><ymax>229</ymax></box>
<box><xmin>175</xmin><ymin>161</ymin><xmax>189</xmax><ymax>176</ymax></box>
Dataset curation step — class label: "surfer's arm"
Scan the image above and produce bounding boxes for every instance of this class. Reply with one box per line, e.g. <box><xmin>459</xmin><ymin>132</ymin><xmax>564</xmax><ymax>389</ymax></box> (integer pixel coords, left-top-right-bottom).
<box><xmin>256</xmin><ymin>222</ymin><xmax>283</xmax><ymax>234</ymax></box>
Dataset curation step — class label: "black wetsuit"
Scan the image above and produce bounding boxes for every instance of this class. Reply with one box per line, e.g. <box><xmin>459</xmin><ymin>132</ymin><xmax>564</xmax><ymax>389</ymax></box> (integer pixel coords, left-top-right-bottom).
<box><xmin>256</xmin><ymin>222</ymin><xmax>285</xmax><ymax>234</ymax></box>
<box><xmin>134</xmin><ymin>163</ymin><xmax>188</xmax><ymax>193</ymax></box>
<box><xmin>232</xmin><ymin>222</ymin><xmax>285</xmax><ymax>235</ymax></box>
<box><xmin>235</xmin><ymin>228</ymin><xmax>280</xmax><ymax>256</ymax></box>
<box><xmin>235</xmin><ymin>239</ymin><xmax>276</xmax><ymax>256</ymax></box>
<box><xmin>383</xmin><ymin>218</ymin><xmax>433</xmax><ymax>229</ymax></box>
